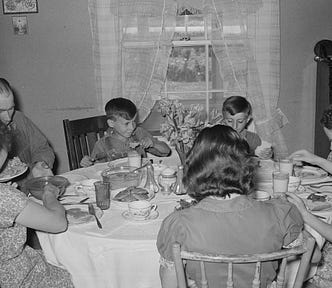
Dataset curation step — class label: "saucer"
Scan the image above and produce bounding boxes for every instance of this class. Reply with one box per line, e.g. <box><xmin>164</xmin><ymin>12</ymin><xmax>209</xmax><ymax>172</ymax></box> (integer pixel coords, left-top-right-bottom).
<box><xmin>122</xmin><ymin>210</ymin><xmax>159</xmax><ymax>222</ymax></box>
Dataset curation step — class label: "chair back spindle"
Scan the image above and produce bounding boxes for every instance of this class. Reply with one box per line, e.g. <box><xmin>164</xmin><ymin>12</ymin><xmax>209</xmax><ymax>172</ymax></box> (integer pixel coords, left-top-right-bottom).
<box><xmin>172</xmin><ymin>231</ymin><xmax>315</xmax><ymax>288</ymax></box>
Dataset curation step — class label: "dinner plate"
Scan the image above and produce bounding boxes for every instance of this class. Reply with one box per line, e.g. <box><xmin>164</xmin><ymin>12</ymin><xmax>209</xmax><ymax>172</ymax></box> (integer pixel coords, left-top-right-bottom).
<box><xmin>297</xmin><ymin>166</ymin><xmax>328</xmax><ymax>184</ymax></box>
<box><xmin>72</xmin><ymin>179</ymin><xmax>100</xmax><ymax>199</ymax></box>
<box><xmin>65</xmin><ymin>204</ymin><xmax>103</xmax><ymax>225</ymax></box>
<box><xmin>0</xmin><ymin>165</ymin><xmax>28</xmax><ymax>182</ymax></box>
<box><xmin>122</xmin><ymin>210</ymin><xmax>159</xmax><ymax>222</ymax></box>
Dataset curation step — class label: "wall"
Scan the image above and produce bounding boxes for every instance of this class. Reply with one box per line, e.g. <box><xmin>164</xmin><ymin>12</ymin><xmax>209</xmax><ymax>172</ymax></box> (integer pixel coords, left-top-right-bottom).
<box><xmin>0</xmin><ymin>0</ymin><xmax>332</xmax><ymax>173</ymax></box>
<box><xmin>280</xmin><ymin>0</ymin><xmax>332</xmax><ymax>155</ymax></box>
<box><xmin>0</xmin><ymin>0</ymin><xmax>100</xmax><ymax>173</ymax></box>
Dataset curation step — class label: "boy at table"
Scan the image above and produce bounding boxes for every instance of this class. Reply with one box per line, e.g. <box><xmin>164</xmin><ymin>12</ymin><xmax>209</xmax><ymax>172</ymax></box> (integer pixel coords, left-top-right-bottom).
<box><xmin>80</xmin><ymin>97</ymin><xmax>171</xmax><ymax>167</ymax></box>
<box><xmin>222</xmin><ymin>96</ymin><xmax>272</xmax><ymax>158</ymax></box>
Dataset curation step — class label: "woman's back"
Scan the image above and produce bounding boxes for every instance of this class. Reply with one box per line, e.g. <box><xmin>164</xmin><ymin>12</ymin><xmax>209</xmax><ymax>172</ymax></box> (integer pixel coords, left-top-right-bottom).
<box><xmin>157</xmin><ymin>196</ymin><xmax>303</xmax><ymax>288</ymax></box>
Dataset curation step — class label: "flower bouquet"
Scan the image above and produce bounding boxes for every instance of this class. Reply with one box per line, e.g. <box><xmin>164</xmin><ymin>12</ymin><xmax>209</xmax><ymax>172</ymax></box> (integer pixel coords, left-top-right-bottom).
<box><xmin>158</xmin><ymin>98</ymin><xmax>223</xmax><ymax>166</ymax></box>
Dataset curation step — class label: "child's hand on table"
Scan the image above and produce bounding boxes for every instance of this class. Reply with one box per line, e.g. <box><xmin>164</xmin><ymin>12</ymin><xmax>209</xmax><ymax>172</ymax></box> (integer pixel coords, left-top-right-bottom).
<box><xmin>80</xmin><ymin>156</ymin><xmax>94</xmax><ymax>168</ymax></box>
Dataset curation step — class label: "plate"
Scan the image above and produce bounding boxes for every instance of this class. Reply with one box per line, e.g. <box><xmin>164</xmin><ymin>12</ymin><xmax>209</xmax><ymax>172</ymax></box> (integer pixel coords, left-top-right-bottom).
<box><xmin>72</xmin><ymin>179</ymin><xmax>100</xmax><ymax>199</ymax></box>
<box><xmin>0</xmin><ymin>157</ymin><xmax>28</xmax><ymax>182</ymax></box>
<box><xmin>297</xmin><ymin>166</ymin><xmax>328</xmax><ymax>183</ymax></box>
<box><xmin>111</xmin><ymin>187</ymin><xmax>154</xmax><ymax>209</ymax></box>
<box><xmin>122</xmin><ymin>210</ymin><xmax>159</xmax><ymax>222</ymax></box>
<box><xmin>65</xmin><ymin>204</ymin><xmax>103</xmax><ymax>225</ymax></box>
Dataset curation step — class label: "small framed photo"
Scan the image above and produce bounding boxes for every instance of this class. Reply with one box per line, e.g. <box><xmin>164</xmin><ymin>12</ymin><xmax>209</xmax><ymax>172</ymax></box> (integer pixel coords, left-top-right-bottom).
<box><xmin>12</xmin><ymin>16</ymin><xmax>28</xmax><ymax>35</ymax></box>
<box><xmin>3</xmin><ymin>0</ymin><xmax>38</xmax><ymax>14</ymax></box>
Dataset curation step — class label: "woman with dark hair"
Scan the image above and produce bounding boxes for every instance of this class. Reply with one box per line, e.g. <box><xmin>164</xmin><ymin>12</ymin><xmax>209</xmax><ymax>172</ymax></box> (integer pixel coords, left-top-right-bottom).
<box><xmin>0</xmin><ymin>120</ymin><xmax>74</xmax><ymax>287</ymax></box>
<box><xmin>157</xmin><ymin>125</ymin><xmax>303</xmax><ymax>288</ymax></box>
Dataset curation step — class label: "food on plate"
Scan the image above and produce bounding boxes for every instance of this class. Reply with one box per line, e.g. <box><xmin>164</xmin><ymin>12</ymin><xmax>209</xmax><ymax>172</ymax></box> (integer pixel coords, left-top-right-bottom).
<box><xmin>307</xmin><ymin>193</ymin><xmax>327</xmax><ymax>202</ymax></box>
<box><xmin>175</xmin><ymin>199</ymin><xmax>198</xmax><ymax>211</ymax></box>
<box><xmin>66</xmin><ymin>207</ymin><xmax>91</xmax><ymax>220</ymax></box>
<box><xmin>113</xmin><ymin>186</ymin><xmax>149</xmax><ymax>202</ymax></box>
<box><xmin>0</xmin><ymin>157</ymin><xmax>27</xmax><ymax>179</ymax></box>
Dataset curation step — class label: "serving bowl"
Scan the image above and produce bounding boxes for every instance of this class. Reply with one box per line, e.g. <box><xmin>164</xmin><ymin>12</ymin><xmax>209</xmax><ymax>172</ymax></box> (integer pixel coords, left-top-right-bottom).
<box><xmin>25</xmin><ymin>176</ymin><xmax>70</xmax><ymax>200</ymax></box>
<box><xmin>101</xmin><ymin>165</ymin><xmax>143</xmax><ymax>190</ymax></box>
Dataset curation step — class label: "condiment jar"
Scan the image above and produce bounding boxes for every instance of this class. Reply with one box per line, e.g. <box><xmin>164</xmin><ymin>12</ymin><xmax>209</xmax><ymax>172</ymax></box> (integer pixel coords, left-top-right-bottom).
<box><xmin>158</xmin><ymin>167</ymin><xmax>177</xmax><ymax>195</ymax></box>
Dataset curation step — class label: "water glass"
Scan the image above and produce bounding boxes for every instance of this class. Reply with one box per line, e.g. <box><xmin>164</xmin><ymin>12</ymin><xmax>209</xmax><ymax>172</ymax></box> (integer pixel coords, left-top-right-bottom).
<box><xmin>279</xmin><ymin>159</ymin><xmax>294</xmax><ymax>176</ymax></box>
<box><xmin>127</xmin><ymin>150</ymin><xmax>141</xmax><ymax>168</ymax></box>
<box><xmin>94</xmin><ymin>181</ymin><xmax>110</xmax><ymax>210</ymax></box>
<box><xmin>272</xmin><ymin>171</ymin><xmax>289</xmax><ymax>194</ymax></box>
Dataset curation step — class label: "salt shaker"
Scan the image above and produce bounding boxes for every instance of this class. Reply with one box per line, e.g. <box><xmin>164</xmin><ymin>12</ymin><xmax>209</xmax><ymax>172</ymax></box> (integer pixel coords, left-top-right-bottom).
<box><xmin>144</xmin><ymin>162</ymin><xmax>159</xmax><ymax>198</ymax></box>
<box><xmin>173</xmin><ymin>165</ymin><xmax>186</xmax><ymax>195</ymax></box>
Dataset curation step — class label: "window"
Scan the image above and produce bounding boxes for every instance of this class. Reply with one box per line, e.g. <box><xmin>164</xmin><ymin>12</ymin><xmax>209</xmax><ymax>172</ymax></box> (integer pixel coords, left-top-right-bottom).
<box><xmin>120</xmin><ymin>7</ymin><xmax>250</xmax><ymax>132</ymax></box>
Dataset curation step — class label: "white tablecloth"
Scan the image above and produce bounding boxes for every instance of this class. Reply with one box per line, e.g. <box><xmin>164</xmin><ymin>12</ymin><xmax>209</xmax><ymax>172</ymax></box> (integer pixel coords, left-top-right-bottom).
<box><xmin>37</xmin><ymin>159</ymin><xmax>332</xmax><ymax>288</ymax></box>
<box><xmin>37</xmin><ymin>158</ymin><xmax>185</xmax><ymax>288</ymax></box>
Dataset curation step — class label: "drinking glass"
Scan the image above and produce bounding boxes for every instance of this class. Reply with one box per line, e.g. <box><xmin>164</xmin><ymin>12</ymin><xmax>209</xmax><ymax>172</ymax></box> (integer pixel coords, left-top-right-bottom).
<box><xmin>272</xmin><ymin>171</ymin><xmax>289</xmax><ymax>194</ymax></box>
<box><xmin>279</xmin><ymin>159</ymin><xmax>294</xmax><ymax>176</ymax></box>
<box><xmin>94</xmin><ymin>181</ymin><xmax>110</xmax><ymax>210</ymax></box>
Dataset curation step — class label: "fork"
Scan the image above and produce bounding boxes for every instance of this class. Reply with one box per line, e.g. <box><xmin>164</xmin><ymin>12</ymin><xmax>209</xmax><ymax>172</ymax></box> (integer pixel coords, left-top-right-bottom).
<box><xmin>88</xmin><ymin>203</ymin><xmax>102</xmax><ymax>229</ymax></box>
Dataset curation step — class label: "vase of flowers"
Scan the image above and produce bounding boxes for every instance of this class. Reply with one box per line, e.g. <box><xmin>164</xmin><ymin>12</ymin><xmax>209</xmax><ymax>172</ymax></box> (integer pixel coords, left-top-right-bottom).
<box><xmin>158</xmin><ymin>98</ymin><xmax>223</xmax><ymax>166</ymax></box>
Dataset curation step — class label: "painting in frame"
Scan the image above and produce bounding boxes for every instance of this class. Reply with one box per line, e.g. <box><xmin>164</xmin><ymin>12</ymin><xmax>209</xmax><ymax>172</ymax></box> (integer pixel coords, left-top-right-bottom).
<box><xmin>3</xmin><ymin>0</ymin><xmax>38</xmax><ymax>14</ymax></box>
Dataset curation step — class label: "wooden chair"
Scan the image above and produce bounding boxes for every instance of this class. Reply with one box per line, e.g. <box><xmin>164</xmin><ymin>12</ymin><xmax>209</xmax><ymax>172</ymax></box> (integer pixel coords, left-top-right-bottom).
<box><xmin>172</xmin><ymin>231</ymin><xmax>315</xmax><ymax>288</ymax></box>
<box><xmin>63</xmin><ymin>115</ymin><xmax>108</xmax><ymax>170</ymax></box>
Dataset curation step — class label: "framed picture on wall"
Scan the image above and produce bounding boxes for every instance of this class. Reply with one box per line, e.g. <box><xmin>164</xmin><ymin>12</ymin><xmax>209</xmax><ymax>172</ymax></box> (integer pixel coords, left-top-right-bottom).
<box><xmin>2</xmin><ymin>0</ymin><xmax>38</xmax><ymax>14</ymax></box>
<box><xmin>12</xmin><ymin>16</ymin><xmax>28</xmax><ymax>35</ymax></box>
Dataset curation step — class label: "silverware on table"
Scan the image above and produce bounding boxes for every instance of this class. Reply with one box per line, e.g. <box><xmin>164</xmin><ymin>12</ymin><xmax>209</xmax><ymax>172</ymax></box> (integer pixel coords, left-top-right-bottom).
<box><xmin>88</xmin><ymin>203</ymin><xmax>102</xmax><ymax>229</ymax></box>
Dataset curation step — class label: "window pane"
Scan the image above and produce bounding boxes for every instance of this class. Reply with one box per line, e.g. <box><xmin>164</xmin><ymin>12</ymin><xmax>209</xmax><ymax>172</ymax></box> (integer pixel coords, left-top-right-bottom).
<box><xmin>166</xmin><ymin>46</ymin><xmax>212</xmax><ymax>94</ymax></box>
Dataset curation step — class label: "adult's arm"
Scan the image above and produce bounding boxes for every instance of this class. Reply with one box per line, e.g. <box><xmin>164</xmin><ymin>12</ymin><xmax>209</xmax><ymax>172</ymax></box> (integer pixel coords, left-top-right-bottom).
<box><xmin>16</xmin><ymin>184</ymin><xmax>67</xmax><ymax>233</ymax></box>
<box><xmin>288</xmin><ymin>149</ymin><xmax>332</xmax><ymax>174</ymax></box>
<box><xmin>16</xmin><ymin>111</ymin><xmax>55</xmax><ymax>168</ymax></box>
<box><xmin>287</xmin><ymin>192</ymin><xmax>332</xmax><ymax>242</ymax></box>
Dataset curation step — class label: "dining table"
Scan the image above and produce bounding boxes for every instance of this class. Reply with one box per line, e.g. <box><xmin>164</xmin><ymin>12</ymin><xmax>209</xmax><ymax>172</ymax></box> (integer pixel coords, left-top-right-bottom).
<box><xmin>36</xmin><ymin>153</ymin><xmax>183</xmax><ymax>288</ymax></box>
<box><xmin>35</xmin><ymin>156</ymin><xmax>332</xmax><ymax>288</ymax></box>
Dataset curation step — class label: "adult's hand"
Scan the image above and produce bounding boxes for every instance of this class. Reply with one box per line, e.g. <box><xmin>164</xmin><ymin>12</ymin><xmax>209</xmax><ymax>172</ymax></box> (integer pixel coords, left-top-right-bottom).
<box><xmin>288</xmin><ymin>149</ymin><xmax>319</xmax><ymax>165</ymax></box>
<box><xmin>32</xmin><ymin>161</ymin><xmax>53</xmax><ymax>178</ymax></box>
<box><xmin>285</xmin><ymin>192</ymin><xmax>308</xmax><ymax>218</ymax></box>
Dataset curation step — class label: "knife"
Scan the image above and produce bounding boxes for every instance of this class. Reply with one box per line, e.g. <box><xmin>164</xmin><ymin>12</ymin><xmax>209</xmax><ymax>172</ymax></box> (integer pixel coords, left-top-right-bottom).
<box><xmin>88</xmin><ymin>203</ymin><xmax>102</xmax><ymax>229</ymax></box>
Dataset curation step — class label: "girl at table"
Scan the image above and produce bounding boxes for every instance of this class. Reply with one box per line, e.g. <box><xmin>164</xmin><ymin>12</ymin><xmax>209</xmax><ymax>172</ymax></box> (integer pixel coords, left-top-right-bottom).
<box><xmin>0</xmin><ymin>121</ymin><xmax>74</xmax><ymax>287</ymax></box>
<box><xmin>157</xmin><ymin>125</ymin><xmax>303</xmax><ymax>288</ymax></box>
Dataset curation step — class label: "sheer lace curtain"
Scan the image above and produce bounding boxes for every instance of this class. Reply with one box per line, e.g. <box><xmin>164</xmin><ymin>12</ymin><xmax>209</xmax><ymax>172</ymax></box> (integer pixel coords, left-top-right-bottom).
<box><xmin>88</xmin><ymin>0</ymin><xmax>287</xmax><ymax>157</ymax></box>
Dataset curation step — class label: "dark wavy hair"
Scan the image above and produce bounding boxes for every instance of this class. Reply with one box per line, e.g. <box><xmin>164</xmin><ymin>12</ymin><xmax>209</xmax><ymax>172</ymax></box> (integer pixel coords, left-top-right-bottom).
<box><xmin>0</xmin><ymin>120</ymin><xmax>12</xmax><ymax>152</ymax></box>
<box><xmin>183</xmin><ymin>125</ymin><xmax>257</xmax><ymax>201</ymax></box>
<box><xmin>105</xmin><ymin>98</ymin><xmax>137</xmax><ymax>121</ymax></box>
<box><xmin>320</xmin><ymin>105</ymin><xmax>332</xmax><ymax>129</ymax></box>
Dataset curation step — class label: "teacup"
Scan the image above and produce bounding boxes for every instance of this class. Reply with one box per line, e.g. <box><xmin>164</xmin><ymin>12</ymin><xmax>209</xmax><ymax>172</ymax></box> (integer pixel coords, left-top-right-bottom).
<box><xmin>128</xmin><ymin>200</ymin><xmax>157</xmax><ymax>219</ymax></box>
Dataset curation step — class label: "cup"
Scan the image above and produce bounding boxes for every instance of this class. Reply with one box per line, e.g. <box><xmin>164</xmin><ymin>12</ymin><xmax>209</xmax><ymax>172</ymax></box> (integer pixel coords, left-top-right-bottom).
<box><xmin>128</xmin><ymin>200</ymin><xmax>157</xmax><ymax>219</ymax></box>
<box><xmin>128</xmin><ymin>150</ymin><xmax>141</xmax><ymax>168</ymax></box>
<box><xmin>279</xmin><ymin>159</ymin><xmax>294</xmax><ymax>176</ymax></box>
<box><xmin>272</xmin><ymin>171</ymin><xmax>289</xmax><ymax>194</ymax></box>
<box><xmin>94</xmin><ymin>181</ymin><xmax>110</xmax><ymax>210</ymax></box>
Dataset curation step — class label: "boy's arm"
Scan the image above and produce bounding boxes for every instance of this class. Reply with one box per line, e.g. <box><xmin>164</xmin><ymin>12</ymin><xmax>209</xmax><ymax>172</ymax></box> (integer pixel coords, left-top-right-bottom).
<box><xmin>135</xmin><ymin>127</ymin><xmax>171</xmax><ymax>157</ymax></box>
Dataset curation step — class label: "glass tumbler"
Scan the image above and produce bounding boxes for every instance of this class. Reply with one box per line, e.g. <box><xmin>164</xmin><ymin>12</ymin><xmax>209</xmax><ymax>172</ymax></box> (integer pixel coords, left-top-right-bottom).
<box><xmin>94</xmin><ymin>181</ymin><xmax>110</xmax><ymax>210</ymax></box>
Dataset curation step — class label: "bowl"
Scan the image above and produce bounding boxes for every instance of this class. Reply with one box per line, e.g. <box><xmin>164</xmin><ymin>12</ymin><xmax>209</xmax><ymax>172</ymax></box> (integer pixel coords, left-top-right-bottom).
<box><xmin>25</xmin><ymin>176</ymin><xmax>70</xmax><ymax>200</ymax></box>
<box><xmin>101</xmin><ymin>165</ymin><xmax>143</xmax><ymax>190</ymax></box>
<box><xmin>252</xmin><ymin>190</ymin><xmax>271</xmax><ymax>201</ymax></box>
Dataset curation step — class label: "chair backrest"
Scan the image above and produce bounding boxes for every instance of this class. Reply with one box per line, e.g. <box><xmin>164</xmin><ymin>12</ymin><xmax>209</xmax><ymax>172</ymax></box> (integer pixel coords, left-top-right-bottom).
<box><xmin>172</xmin><ymin>231</ymin><xmax>315</xmax><ymax>288</ymax></box>
<box><xmin>63</xmin><ymin>115</ymin><xmax>108</xmax><ymax>170</ymax></box>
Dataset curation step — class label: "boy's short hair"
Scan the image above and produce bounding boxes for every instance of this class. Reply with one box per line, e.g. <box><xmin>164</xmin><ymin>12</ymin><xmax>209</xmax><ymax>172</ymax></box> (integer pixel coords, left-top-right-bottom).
<box><xmin>222</xmin><ymin>96</ymin><xmax>252</xmax><ymax>116</ymax></box>
<box><xmin>105</xmin><ymin>98</ymin><xmax>137</xmax><ymax>120</ymax></box>
<box><xmin>0</xmin><ymin>78</ymin><xmax>12</xmax><ymax>96</ymax></box>
<box><xmin>320</xmin><ymin>105</ymin><xmax>332</xmax><ymax>129</ymax></box>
